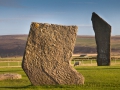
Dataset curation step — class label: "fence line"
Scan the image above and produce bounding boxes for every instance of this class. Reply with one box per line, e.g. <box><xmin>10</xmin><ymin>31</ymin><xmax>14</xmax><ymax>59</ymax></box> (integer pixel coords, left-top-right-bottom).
<box><xmin>0</xmin><ymin>61</ymin><xmax>21</xmax><ymax>68</ymax></box>
<box><xmin>72</xmin><ymin>58</ymin><xmax>120</xmax><ymax>66</ymax></box>
<box><xmin>0</xmin><ymin>58</ymin><xmax>120</xmax><ymax>68</ymax></box>
<box><xmin>0</xmin><ymin>66</ymin><xmax>21</xmax><ymax>68</ymax></box>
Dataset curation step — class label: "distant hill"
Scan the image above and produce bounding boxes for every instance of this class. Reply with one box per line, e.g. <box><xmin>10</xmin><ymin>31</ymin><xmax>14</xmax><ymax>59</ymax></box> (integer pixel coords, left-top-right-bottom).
<box><xmin>0</xmin><ymin>35</ymin><xmax>27</xmax><ymax>57</ymax></box>
<box><xmin>0</xmin><ymin>34</ymin><xmax>120</xmax><ymax>57</ymax></box>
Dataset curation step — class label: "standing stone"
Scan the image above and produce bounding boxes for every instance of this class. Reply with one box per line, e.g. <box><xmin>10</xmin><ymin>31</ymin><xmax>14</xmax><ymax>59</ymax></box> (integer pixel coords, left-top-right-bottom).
<box><xmin>22</xmin><ymin>22</ymin><xmax>84</xmax><ymax>85</ymax></box>
<box><xmin>91</xmin><ymin>12</ymin><xmax>111</xmax><ymax>66</ymax></box>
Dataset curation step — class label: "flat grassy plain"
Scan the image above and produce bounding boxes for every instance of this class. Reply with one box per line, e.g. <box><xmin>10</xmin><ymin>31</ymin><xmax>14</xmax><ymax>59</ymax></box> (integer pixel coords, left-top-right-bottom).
<box><xmin>0</xmin><ymin>64</ymin><xmax>120</xmax><ymax>89</ymax></box>
<box><xmin>76</xmin><ymin>35</ymin><xmax>120</xmax><ymax>49</ymax></box>
<box><xmin>1</xmin><ymin>35</ymin><xmax>120</xmax><ymax>57</ymax></box>
<box><xmin>76</xmin><ymin>36</ymin><xmax>96</xmax><ymax>48</ymax></box>
<box><xmin>0</xmin><ymin>57</ymin><xmax>22</xmax><ymax>61</ymax></box>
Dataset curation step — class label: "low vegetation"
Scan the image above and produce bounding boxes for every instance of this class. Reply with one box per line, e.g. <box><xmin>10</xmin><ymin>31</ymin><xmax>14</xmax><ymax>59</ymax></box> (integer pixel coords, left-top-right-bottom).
<box><xmin>0</xmin><ymin>63</ymin><xmax>120</xmax><ymax>90</ymax></box>
<box><xmin>0</xmin><ymin>35</ymin><xmax>120</xmax><ymax>57</ymax></box>
<box><xmin>0</xmin><ymin>35</ymin><xmax>120</xmax><ymax>89</ymax></box>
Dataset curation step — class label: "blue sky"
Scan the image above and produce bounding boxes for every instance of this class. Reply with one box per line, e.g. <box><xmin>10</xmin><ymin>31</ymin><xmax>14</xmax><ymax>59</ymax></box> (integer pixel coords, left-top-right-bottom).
<box><xmin>0</xmin><ymin>0</ymin><xmax>120</xmax><ymax>35</ymax></box>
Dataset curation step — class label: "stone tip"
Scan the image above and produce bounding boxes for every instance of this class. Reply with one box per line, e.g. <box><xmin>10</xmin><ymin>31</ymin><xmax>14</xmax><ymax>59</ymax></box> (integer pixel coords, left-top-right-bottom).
<box><xmin>92</xmin><ymin>12</ymin><xmax>97</xmax><ymax>15</ymax></box>
<box><xmin>91</xmin><ymin>12</ymin><xmax>111</xmax><ymax>27</ymax></box>
<box><xmin>91</xmin><ymin>12</ymin><xmax>99</xmax><ymax>20</ymax></box>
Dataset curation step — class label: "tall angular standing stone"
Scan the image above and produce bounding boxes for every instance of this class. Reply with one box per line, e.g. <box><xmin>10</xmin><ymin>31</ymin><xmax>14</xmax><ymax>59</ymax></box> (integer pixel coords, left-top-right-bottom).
<box><xmin>22</xmin><ymin>22</ymin><xmax>84</xmax><ymax>85</ymax></box>
<box><xmin>91</xmin><ymin>12</ymin><xmax>111</xmax><ymax>66</ymax></box>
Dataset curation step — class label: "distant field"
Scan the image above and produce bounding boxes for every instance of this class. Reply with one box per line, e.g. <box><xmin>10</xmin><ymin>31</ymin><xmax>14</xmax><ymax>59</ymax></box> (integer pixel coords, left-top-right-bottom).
<box><xmin>76</xmin><ymin>35</ymin><xmax>120</xmax><ymax>49</ymax></box>
<box><xmin>1</xmin><ymin>56</ymin><xmax>120</xmax><ymax>67</ymax></box>
<box><xmin>75</xmin><ymin>35</ymin><xmax>120</xmax><ymax>55</ymax></box>
<box><xmin>76</xmin><ymin>36</ymin><xmax>96</xmax><ymax>48</ymax></box>
<box><xmin>0</xmin><ymin>35</ymin><xmax>120</xmax><ymax>57</ymax></box>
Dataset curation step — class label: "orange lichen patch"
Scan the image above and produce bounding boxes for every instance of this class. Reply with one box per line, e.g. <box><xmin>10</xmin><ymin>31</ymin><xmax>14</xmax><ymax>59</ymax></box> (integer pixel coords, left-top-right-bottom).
<box><xmin>34</xmin><ymin>23</ymin><xmax>39</xmax><ymax>28</ymax></box>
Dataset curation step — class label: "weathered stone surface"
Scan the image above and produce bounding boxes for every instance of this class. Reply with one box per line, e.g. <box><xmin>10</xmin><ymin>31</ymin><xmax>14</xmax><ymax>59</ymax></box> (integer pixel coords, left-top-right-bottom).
<box><xmin>91</xmin><ymin>12</ymin><xmax>111</xmax><ymax>66</ymax></box>
<box><xmin>0</xmin><ymin>73</ymin><xmax>22</xmax><ymax>80</ymax></box>
<box><xmin>22</xmin><ymin>22</ymin><xmax>84</xmax><ymax>85</ymax></box>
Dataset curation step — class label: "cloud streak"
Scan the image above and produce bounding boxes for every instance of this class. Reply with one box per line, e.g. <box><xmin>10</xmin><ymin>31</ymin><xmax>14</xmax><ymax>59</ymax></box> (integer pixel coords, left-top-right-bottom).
<box><xmin>77</xmin><ymin>25</ymin><xmax>92</xmax><ymax>28</ymax></box>
<box><xmin>0</xmin><ymin>14</ymin><xmax>53</xmax><ymax>23</ymax></box>
<box><xmin>0</xmin><ymin>0</ymin><xmax>25</xmax><ymax>8</ymax></box>
<box><xmin>0</xmin><ymin>11</ymin><xmax>66</xmax><ymax>22</ymax></box>
<box><xmin>71</xmin><ymin>1</ymin><xmax>96</xmax><ymax>4</ymax></box>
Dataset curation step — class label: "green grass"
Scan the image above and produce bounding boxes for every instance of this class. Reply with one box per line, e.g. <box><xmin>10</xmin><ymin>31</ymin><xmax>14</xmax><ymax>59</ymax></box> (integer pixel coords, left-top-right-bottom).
<box><xmin>71</xmin><ymin>60</ymin><xmax>96</xmax><ymax>64</ymax></box>
<box><xmin>15</xmin><ymin>36</ymin><xmax>27</xmax><ymax>41</ymax></box>
<box><xmin>71</xmin><ymin>58</ymin><xmax>120</xmax><ymax>65</ymax></box>
<box><xmin>0</xmin><ymin>67</ymin><xmax>31</xmax><ymax>90</ymax></box>
<box><xmin>0</xmin><ymin>57</ymin><xmax>22</xmax><ymax>67</ymax></box>
<box><xmin>76</xmin><ymin>66</ymin><xmax>120</xmax><ymax>90</ymax></box>
<box><xmin>111</xmin><ymin>43</ymin><xmax>120</xmax><ymax>49</ymax></box>
<box><xmin>75</xmin><ymin>36</ymin><xmax>120</xmax><ymax>50</ymax></box>
<box><xmin>0</xmin><ymin>62</ymin><xmax>21</xmax><ymax>66</ymax></box>
<box><xmin>0</xmin><ymin>57</ymin><xmax>22</xmax><ymax>61</ymax></box>
<box><xmin>0</xmin><ymin>66</ymin><xmax>120</xmax><ymax>90</ymax></box>
<box><xmin>76</xmin><ymin>37</ymin><xmax>96</xmax><ymax>48</ymax></box>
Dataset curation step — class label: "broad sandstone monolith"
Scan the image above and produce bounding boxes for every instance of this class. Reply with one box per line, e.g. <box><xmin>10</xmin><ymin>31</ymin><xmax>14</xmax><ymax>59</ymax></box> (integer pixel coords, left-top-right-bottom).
<box><xmin>91</xmin><ymin>12</ymin><xmax>111</xmax><ymax>66</ymax></box>
<box><xmin>22</xmin><ymin>22</ymin><xmax>84</xmax><ymax>85</ymax></box>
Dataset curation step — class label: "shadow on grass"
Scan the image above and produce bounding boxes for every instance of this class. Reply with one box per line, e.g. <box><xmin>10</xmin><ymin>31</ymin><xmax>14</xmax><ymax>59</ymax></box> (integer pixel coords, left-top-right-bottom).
<box><xmin>0</xmin><ymin>70</ymin><xmax>23</xmax><ymax>73</ymax></box>
<box><xmin>0</xmin><ymin>85</ymin><xmax>32</xmax><ymax>89</ymax></box>
<box><xmin>75</xmin><ymin>66</ymin><xmax>120</xmax><ymax>71</ymax></box>
<box><xmin>0</xmin><ymin>84</ymin><xmax>84</xmax><ymax>89</ymax></box>
<box><xmin>75</xmin><ymin>67</ymin><xmax>99</xmax><ymax>70</ymax></box>
<box><xmin>0</xmin><ymin>85</ymin><xmax>78</xmax><ymax>89</ymax></box>
<box><xmin>102</xmin><ymin>67</ymin><xmax>120</xmax><ymax>69</ymax></box>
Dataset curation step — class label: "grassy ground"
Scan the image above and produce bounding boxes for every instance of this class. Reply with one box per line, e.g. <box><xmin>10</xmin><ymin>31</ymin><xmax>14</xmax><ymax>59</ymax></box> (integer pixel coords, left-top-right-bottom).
<box><xmin>0</xmin><ymin>57</ymin><xmax>22</xmax><ymax>61</ymax></box>
<box><xmin>0</xmin><ymin>57</ymin><xmax>22</xmax><ymax>67</ymax></box>
<box><xmin>0</xmin><ymin>61</ymin><xmax>21</xmax><ymax>67</ymax></box>
<box><xmin>1</xmin><ymin>59</ymin><xmax>120</xmax><ymax>67</ymax></box>
<box><xmin>76</xmin><ymin>37</ymin><xmax>96</xmax><ymax>48</ymax></box>
<box><xmin>76</xmin><ymin>35</ymin><xmax>120</xmax><ymax>49</ymax></box>
<box><xmin>71</xmin><ymin>59</ymin><xmax>120</xmax><ymax>66</ymax></box>
<box><xmin>0</xmin><ymin>66</ymin><xmax>120</xmax><ymax>90</ymax></box>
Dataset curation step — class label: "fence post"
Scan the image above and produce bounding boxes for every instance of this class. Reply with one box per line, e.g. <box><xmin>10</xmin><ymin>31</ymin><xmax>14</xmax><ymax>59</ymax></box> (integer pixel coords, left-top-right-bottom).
<box><xmin>115</xmin><ymin>58</ymin><xmax>116</xmax><ymax>63</ymax></box>
<box><xmin>18</xmin><ymin>61</ymin><xmax>19</xmax><ymax>66</ymax></box>
<box><xmin>91</xmin><ymin>60</ymin><xmax>92</xmax><ymax>64</ymax></box>
<box><xmin>8</xmin><ymin>62</ymin><xmax>10</xmax><ymax>67</ymax></box>
<box><xmin>82</xmin><ymin>60</ymin><xmax>83</xmax><ymax>64</ymax></box>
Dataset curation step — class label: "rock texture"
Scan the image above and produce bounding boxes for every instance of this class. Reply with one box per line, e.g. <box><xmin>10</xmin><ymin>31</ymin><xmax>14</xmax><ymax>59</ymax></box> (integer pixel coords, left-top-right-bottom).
<box><xmin>0</xmin><ymin>73</ymin><xmax>22</xmax><ymax>80</ymax></box>
<box><xmin>22</xmin><ymin>22</ymin><xmax>84</xmax><ymax>85</ymax></box>
<box><xmin>91</xmin><ymin>12</ymin><xmax>111</xmax><ymax>66</ymax></box>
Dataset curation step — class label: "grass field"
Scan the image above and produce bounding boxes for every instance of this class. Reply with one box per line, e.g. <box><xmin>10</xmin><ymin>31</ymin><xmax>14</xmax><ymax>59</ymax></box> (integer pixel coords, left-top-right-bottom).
<box><xmin>0</xmin><ymin>57</ymin><xmax>22</xmax><ymax>67</ymax></box>
<box><xmin>1</xmin><ymin>57</ymin><xmax>120</xmax><ymax>67</ymax></box>
<box><xmin>0</xmin><ymin>65</ymin><xmax>120</xmax><ymax>90</ymax></box>
<box><xmin>76</xmin><ymin>35</ymin><xmax>120</xmax><ymax>49</ymax></box>
<box><xmin>1</xmin><ymin>35</ymin><xmax>120</xmax><ymax>57</ymax></box>
<box><xmin>0</xmin><ymin>57</ymin><xmax>22</xmax><ymax>61</ymax></box>
<box><xmin>76</xmin><ymin>37</ymin><xmax>96</xmax><ymax>48</ymax></box>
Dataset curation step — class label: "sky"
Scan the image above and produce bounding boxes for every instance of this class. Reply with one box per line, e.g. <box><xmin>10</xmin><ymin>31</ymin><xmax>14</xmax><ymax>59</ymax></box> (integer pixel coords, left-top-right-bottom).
<box><xmin>0</xmin><ymin>0</ymin><xmax>120</xmax><ymax>35</ymax></box>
